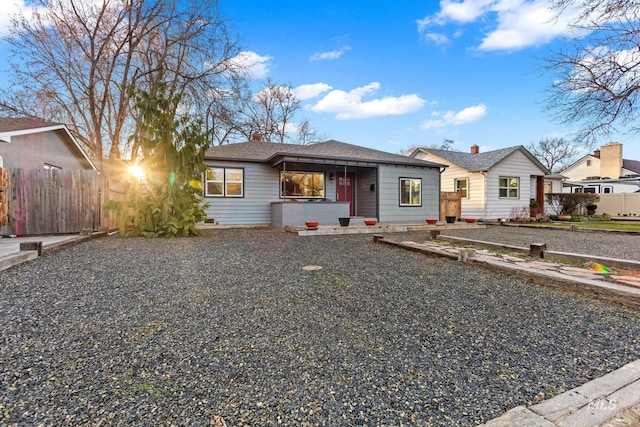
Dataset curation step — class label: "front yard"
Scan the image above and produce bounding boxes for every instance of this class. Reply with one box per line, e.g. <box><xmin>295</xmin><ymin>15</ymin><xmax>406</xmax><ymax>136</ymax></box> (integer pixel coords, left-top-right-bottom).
<box><xmin>1</xmin><ymin>228</ymin><xmax>640</xmax><ymax>426</ymax></box>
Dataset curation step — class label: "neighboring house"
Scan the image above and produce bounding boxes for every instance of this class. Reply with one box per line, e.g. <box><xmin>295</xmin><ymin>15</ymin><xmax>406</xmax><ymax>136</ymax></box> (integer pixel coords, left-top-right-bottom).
<box><xmin>0</xmin><ymin>117</ymin><xmax>96</xmax><ymax>171</ymax></box>
<box><xmin>203</xmin><ymin>139</ymin><xmax>444</xmax><ymax>227</ymax></box>
<box><xmin>560</xmin><ymin>143</ymin><xmax>640</xmax><ymax>193</ymax></box>
<box><xmin>411</xmin><ymin>144</ymin><xmax>562</xmax><ymax>220</ymax></box>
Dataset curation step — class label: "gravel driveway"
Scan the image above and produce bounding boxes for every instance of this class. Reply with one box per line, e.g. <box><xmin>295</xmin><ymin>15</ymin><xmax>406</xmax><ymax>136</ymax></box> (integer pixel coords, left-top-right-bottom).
<box><xmin>1</xmin><ymin>227</ymin><xmax>640</xmax><ymax>426</ymax></box>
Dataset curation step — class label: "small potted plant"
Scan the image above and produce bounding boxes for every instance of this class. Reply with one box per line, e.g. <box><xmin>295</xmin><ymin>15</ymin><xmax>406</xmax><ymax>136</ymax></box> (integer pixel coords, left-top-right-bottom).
<box><xmin>426</xmin><ymin>218</ymin><xmax>438</xmax><ymax>224</ymax></box>
<box><xmin>305</xmin><ymin>220</ymin><xmax>319</xmax><ymax>230</ymax></box>
<box><xmin>586</xmin><ymin>203</ymin><xmax>597</xmax><ymax>215</ymax></box>
<box><xmin>445</xmin><ymin>215</ymin><xmax>456</xmax><ymax>224</ymax></box>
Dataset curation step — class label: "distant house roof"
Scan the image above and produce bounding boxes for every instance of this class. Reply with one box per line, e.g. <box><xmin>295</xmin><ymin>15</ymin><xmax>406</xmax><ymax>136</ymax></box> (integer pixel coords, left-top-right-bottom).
<box><xmin>0</xmin><ymin>117</ymin><xmax>63</xmax><ymax>134</ymax></box>
<box><xmin>0</xmin><ymin>117</ymin><xmax>97</xmax><ymax>170</ymax></box>
<box><xmin>623</xmin><ymin>159</ymin><xmax>640</xmax><ymax>174</ymax></box>
<box><xmin>414</xmin><ymin>145</ymin><xmax>550</xmax><ymax>174</ymax></box>
<box><xmin>205</xmin><ymin>139</ymin><xmax>445</xmax><ymax>168</ymax></box>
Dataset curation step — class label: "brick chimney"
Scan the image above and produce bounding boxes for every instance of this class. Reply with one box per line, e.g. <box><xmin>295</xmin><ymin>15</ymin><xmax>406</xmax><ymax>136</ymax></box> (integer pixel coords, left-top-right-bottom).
<box><xmin>470</xmin><ymin>144</ymin><xmax>479</xmax><ymax>154</ymax></box>
<box><xmin>600</xmin><ymin>142</ymin><xmax>623</xmax><ymax>179</ymax></box>
<box><xmin>593</xmin><ymin>149</ymin><xmax>600</xmax><ymax>158</ymax></box>
<box><xmin>251</xmin><ymin>132</ymin><xmax>263</xmax><ymax>142</ymax></box>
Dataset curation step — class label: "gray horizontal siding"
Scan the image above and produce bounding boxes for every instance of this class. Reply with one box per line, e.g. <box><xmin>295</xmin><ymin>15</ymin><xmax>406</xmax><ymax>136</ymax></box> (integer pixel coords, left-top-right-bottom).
<box><xmin>203</xmin><ymin>161</ymin><xmax>279</xmax><ymax>225</ymax></box>
<box><xmin>378</xmin><ymin>165</ymin><xmax>440</xmax><ymax>222</ymax></box>
<box><xmin>1</xmin><ymin>131</ymin><xmax>89</xmax><ymax>170</ymax></box>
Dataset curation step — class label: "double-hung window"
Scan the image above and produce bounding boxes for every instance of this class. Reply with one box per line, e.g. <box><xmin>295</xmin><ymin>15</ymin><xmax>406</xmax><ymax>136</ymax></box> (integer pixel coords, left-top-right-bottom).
<box><xmin>205</xmin><ymin>167</ymin><xmax>244</xmax><ymax>197</ymax></box>
<box><xmin>454</xmin><ymin>178</ymin><xmax>468</xmax><ymax>198</ymax></box>
<box><xmin>400</xmin><ymin>178</ymin><xmax>422</xmax><ymax>206</ymax></box>
<box><xmin>499</xmin><ymin>176</ymin><xmax>519</xmax><ymax>199</ymax></box>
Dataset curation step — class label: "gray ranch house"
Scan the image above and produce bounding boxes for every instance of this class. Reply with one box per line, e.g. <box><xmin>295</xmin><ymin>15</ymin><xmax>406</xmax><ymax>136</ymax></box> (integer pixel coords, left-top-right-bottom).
<box><xmin>203</xmin><ymin>139</ymin><xmax>445</xmax><ymax>227</ymax></box>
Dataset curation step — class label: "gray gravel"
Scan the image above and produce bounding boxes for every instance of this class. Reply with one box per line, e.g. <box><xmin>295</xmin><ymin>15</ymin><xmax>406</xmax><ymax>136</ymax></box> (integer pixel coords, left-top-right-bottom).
<box><xmin>1</xmin><ymin>227</ymin><xmax>640</xmax><ymax>426</ymax></box>
<box><xmin>439</xmin><ymin>224</ymin><xmax>640</xmax><ymax>261</ymax></box>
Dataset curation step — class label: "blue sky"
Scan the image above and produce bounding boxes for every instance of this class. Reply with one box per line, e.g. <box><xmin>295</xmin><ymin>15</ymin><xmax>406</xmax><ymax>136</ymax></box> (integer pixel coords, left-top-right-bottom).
<box><xmin>1</xmin><ymin>0</ymin><xmax>639</xmax><ymax>161</ymax></box>
<box><xmin>218</xmin><ymin>0</ymin><xmax>640</xmax><ymax>161</ymax></box>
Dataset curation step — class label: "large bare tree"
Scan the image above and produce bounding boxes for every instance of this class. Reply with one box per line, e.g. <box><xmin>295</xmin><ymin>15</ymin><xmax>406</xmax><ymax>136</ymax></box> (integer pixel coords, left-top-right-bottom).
<box><xmin>545</xmin><ymin>1</ymin><xmax>640</xmax><ymax>144</ymax></box>
<box><xmin>211</xmin><ymin>78</ymin><xmax>325</xmax><ymax>144</ymax></box>
<box><xmin>526</xmin><ymin>137</ymin><xmax>582</xmax><ymax>172</ymax></box>
<box><xmin>4</xmin><ymin>0</ymin><xmax>240</xmax><ymax>165</ymax></box>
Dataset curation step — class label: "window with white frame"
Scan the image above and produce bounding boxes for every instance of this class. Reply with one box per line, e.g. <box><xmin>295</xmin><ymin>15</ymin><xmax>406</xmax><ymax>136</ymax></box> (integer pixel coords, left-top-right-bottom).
<box><xmin>499</xmin><ymin>176</ymin><xmax>519</xmax><ymax>199</ymax></box>
<box><xmin>280</xmin><ymin>171</ymin><xmax>325</xmax><ymax>198</ymax></box>
<box><xmin>454</xmin><ymin>178</ymin><xmax>468</xmax><ymax>198</ymax></box>
<box><xmin>400</xmin><ymin>178</ymin><xmax>422</xmax><ymax>206</ymax></box>
<box><xmin>205</xmin><ymin>167</ymin><xmax>244</xmax><ymax>197</ymax></box>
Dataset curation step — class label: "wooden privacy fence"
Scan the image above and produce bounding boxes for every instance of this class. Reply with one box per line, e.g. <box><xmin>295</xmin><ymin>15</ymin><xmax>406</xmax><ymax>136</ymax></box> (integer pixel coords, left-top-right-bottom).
<box><xmin>440</xmin><ymin>191</ymin><xmax>461</xmax><ymax>221</ymax></box>
<box><xmin>0</xmin><ymin>167</ymin><xmax>103</xmax><ymax>236</ymax></box>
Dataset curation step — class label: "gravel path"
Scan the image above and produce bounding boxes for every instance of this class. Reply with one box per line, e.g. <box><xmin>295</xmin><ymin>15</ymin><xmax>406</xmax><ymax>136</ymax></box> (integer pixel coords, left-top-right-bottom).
<box><xmin>1</xmin><ymin>228</ymin><xmax>640</xmax><ymax>426</ymax></box>
<box><xmin>438</xmin><ymin>224</ymin><xmax>640</xmax><ymax>261</ymax></box>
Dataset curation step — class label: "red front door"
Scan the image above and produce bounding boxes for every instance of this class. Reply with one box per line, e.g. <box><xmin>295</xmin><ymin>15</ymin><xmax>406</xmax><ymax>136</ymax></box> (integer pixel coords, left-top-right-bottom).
<box><xmin>337</xmin><ymin>172</ymin><xmax>355</xmax><ymax>216</ymax></box>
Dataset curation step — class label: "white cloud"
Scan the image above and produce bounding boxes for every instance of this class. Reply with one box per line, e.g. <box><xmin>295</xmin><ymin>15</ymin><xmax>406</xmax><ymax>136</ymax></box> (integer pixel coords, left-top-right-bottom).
<box><xmin>421</xmin><ymin>103</ymin><xmax>487</xmax><ymax>129</ymax></box>
<box><xmin>307</xmin><ymin>82</ymin><xmax>427</xmax><ymax>119</ymax></box>
<box><xmin>310</xmin><ymin>46</ymin><xmax>351</xmax><ymax>61</ymax></box>
<box><xmin>424</xmin><ymin>33</ymin><xmax>449</xmax><ymax>46</ymax></box>
<box><xmin>228</xmin><ymin>51</ymin><xmax>272</xmax><ymax>79</ymax></box>
<box><xmin>294</xmin><ymin>83</ymin><xmax>333</xmax><ymax>100</ymax></box>
<box><xmin>418</xmin><ymin>0</ymin><xmax>579</xmax><ymax>51</ymax></box>
<box><xmin>0</xmin><ymin>0</ymin><xmax>36</xmax><ymax>36</ymax></box>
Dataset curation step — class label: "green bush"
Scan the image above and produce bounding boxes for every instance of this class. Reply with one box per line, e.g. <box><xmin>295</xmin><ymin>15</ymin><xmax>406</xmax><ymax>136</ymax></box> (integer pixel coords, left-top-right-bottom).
<box><xmin>545</xmin><ymin>193</ymin><xmax>599</xmax><ymax>215</ymax></box>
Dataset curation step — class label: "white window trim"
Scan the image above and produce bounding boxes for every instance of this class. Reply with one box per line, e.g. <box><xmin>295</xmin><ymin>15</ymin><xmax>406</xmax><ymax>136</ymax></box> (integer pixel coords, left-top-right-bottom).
<box><xmin>499</xmin><ymin>176</ymin><xmax>520</xmax><ymax>199</ymax></box>
<box><xmin>399</xmin><ymin>177</ymin><xmax>422</xmax><ymax>207</ymax></box>
<box><xmin>205</xmin><ymin>167</ymin><xmax>244</xmax><ymax>198</ymax></box>
<box><xmin>454</xmin><ymin>177</ymin><xmax>469</xmax><ymax>199</ymax></box>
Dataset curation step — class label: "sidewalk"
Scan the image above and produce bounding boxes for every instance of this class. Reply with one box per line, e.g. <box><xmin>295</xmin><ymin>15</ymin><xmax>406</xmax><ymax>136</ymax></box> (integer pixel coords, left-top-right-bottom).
<box><xmin>0</xmin><ymin>234</ymin><xmax>90</xmax><ymax>271</ymax></box>
<box><xmin>376</xmin><ymin>234</ymin><xmax>640</xmax><ymax>426</ymax></box>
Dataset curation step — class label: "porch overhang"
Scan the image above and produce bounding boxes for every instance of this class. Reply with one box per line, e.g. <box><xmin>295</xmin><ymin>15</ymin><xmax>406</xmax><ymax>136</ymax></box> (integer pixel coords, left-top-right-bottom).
<box><xmin>269</xmin><ymin>154</ymin><xmax>379</xmax><ymax>168</ymax></box>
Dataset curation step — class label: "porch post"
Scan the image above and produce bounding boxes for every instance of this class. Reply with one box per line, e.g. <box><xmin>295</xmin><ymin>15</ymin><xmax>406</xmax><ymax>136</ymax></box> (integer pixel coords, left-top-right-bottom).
<box><xmin>536</xmin><ymin>176</ymin><xmax>545</xmax><ymax>213</ymax></box>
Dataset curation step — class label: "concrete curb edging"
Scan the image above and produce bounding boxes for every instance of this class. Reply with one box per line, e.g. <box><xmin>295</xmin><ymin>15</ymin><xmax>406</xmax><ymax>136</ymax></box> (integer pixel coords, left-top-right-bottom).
<box><xmin>479</xmin><ymin>359</ymin><xmax>640</xmax><ymax>427</ymax></box>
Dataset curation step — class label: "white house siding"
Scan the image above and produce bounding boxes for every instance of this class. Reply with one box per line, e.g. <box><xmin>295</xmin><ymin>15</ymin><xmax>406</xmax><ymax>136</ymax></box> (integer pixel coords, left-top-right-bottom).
<box><xmin>544</xmin><ymin>179</ymin><xmax>563</xmax><ymax>193</ymax></box>
<box><xmin>420</xmin><ymin>153</ymin><xmax>487</xmax><ymax>219</ymax></box>
<box><xmin>0</xmin><ymin>131</ymin><xmax>89</xmax><ymax>170</ymax></box>
<box><xmin>562</xmin><ymin>156</ymin><xmax>601</xmax><ymax>183</ymax></box>
<box><xmin>203</xmin><ymin>161</ymin><xmax>279</xmax><ymax>225</ymax></box>
<box><xmin>377</xmin><ymin>164</ymin><xmax>440</xmax><ymax>222</ymax></box>
<box><xmin>485</xmin><ymin>151</ymin><xmax>542</xmax><ymax>219</ymax></box>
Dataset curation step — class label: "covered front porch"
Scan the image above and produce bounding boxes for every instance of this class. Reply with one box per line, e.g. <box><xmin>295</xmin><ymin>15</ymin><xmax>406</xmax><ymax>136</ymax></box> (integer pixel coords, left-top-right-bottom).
<box><xmin>270</xmin><ymin>154</ymin><xmax>379</xmax><ymax>228</ymax></box>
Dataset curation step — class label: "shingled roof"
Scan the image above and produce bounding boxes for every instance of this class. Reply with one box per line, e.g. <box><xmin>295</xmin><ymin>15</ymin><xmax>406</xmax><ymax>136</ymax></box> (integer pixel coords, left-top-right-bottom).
<box><xmin>205</xmin><ymin>139</ymin><xmax>444</xmax><ymax>168</ymax></box>
<box><xmin>416</xmin><ymin>145</ymin><xmax>549</xmax><ymax>173</ymax></box>
<box><xmin>623</xmin><ymin>159</ymin><xmax>640</xmax><ymax>174</ymax></box>
<box><xmin>0</xmin><ymin>117</ymin><xmax>62</xmax><ymax>133</ymax></box>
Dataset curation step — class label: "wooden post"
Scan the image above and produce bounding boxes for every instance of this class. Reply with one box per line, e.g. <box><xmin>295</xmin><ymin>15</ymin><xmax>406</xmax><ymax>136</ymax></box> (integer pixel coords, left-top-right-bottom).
<box><xmin>530</xmin><ymin>243</ymin><xmax>546</xmax><ymax>258</ymax></box>
<box><xmin>430</xmin><ymin>230</ymin><xmax>441</xmax><ymax>240</ymax></box>
<box><xmin>372</xmin><ymin>234</ymin><xmax>384</xmax><ymax>243</ymax></box>
<box><xmin>20</xmin><ymin>241</ymin><xmax>43</xmax><ymax>256</ymax></box>
<box><xmin>458</xmin><ymin>248</ymin><xmax>475</xmax><ymax>263</ymax></box>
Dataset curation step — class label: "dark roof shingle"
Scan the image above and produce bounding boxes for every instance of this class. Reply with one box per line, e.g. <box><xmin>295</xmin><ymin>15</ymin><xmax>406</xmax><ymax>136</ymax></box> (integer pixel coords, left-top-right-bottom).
<box><xmin>623</xmin><ymin>159</ymin><xmax>640</xmax><ymax>174</ymax></box>
<box><xmin>0</xmin><ymin>117</ymin><xmax>62</xmax><ymax>133</ymax></box>
<box><xmin>205</xmin><ymin>139</ymin><xmax>444</xmax><ymax>168</ymax></box>
<box><xmin>417</xmin><ymin>145</ymin><xmax>549</xmax><ymax>173</ymax></box>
